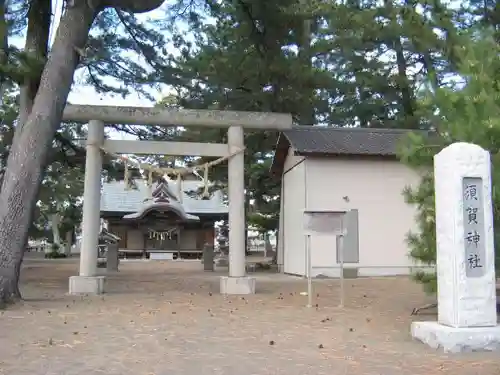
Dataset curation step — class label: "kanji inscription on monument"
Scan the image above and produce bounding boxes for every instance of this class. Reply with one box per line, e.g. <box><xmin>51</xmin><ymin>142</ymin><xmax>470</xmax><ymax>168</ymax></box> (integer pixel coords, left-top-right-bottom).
<box><xmin>462</xmin><ymin>177</ymin><xmax>486</xmax><ymax>278</ymax></box>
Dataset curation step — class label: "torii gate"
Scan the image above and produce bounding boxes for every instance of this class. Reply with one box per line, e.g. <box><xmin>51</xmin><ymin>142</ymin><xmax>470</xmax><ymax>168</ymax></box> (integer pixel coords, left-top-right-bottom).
<box><xmin>62</xmin><ymin>105</ymin><xmax>293</xmax><ymax>295</ymax></box>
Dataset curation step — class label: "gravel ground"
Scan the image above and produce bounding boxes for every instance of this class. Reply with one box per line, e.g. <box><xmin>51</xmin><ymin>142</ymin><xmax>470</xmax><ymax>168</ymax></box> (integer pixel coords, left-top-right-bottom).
<box><xmin>0</xmin><ymin>258</ymin><xmax>498</xmax><ymax>375</ymax></box>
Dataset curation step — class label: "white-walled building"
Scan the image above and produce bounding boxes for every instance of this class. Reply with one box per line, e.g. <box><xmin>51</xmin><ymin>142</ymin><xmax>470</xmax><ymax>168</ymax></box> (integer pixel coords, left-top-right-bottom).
<box><xmin>271</xmin><ymin>126</ymin><xmax>423</xmax><ymax>278</ymax></box>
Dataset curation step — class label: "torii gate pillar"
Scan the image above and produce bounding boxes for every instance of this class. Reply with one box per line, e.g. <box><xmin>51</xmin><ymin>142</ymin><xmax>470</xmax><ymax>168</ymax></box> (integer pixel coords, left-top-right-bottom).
<box><xmin>69</xmin><ymin>120</ymin><xmax>105</xmax><ymax>295</ymax></box>
<box><xmin>220</xmin><ymin>126</ymin><xmax>256</xmax><ymax>294</ymax></box>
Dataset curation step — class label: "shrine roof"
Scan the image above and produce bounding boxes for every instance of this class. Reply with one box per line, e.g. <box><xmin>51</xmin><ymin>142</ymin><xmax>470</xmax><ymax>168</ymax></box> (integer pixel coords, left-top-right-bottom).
<box><xmin>100</xmin><ymin>179</ymin><xmax>228</xmax><ymax>215</ymax></box>
<box><xmin>271</xmin><ymin>126</ymin><xmax>430</xmax><ymax>175</ymax></box>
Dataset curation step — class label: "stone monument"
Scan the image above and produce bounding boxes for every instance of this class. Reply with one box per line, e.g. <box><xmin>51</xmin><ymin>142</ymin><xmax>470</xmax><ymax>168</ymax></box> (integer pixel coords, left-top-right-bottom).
<box><xmin>203</xmin><ymin>243</ymin><xmax>215</xmax><ymax>271</ymax></box>
<box><xmin>106</xmin><ymin>243</ymin><xmax>119</xmax><ymax>272</ymax></box>
<box><xmin>411</xmin><ymin>142</ymin><xmax>500</xmax><ymax>353</ymax></box>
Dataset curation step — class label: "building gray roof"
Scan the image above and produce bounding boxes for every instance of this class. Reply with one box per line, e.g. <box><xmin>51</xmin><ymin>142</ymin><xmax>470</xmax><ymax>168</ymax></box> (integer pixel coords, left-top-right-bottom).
<box><xmin>271</xmin><ymin>126</ymin><xmax>426</xmax><ymax>175</ymax></box>
<box><xmin>100</xmin><ymin>179</ymin><xmax>228</xmax><ymax>215</ymax></box>
<box><xmin>283</xmin><ymin>126</ymin><xmax>415</xmax><ymax>155</ymax></box>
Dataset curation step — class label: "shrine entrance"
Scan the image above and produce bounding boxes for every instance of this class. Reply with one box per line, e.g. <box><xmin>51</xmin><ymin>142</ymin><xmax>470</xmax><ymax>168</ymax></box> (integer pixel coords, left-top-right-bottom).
<box><xmin>62</xmin><ymin>104</ymin><xmax>292</xmax><ymax>295</ymax></box>
<box><xmin>116</xmin><ymin>179</ymin><xmax>212</xmax><ymax>261</ymax></box>
<box><xmin>146</xmin><ymin>227</ymin><xmax>179</xmax><ymax>252</ymax></box>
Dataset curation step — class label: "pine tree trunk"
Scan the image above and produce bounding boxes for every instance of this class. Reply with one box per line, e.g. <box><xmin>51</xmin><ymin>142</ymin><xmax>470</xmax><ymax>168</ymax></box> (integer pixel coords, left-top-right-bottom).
<box><xmin>384</xmin><ymin>0</ymin><xmax>416</xmax><ymax>128</ymax></box>
<box><xmin>297</xmin><ymin>4</ymin><xmax>314</xmax><ymax>125</ymax></box>
<box><xmin>7</xmin><ymin>0</ymin><xmax>51</xmax><ymax>168</ymax></box>
<box><xmin>18</xmin><ymin>0</ymin><xmax>52</xmax><ymax>128</ymax></box>
<box><xmin>0</xmin><ymin>0</ymin><xmax>9</xmax><ymax>107</ymax></box>
<box><xmin>51</xmin><ymin>213</ymin><xmax>61</xmax><ymax>249</ymax></box>
<box><xmin>0</xmin><ymin>2</ymin><xmax>97</xmax><ymax>305</ymax></box>
<box><xmin>0</xmin><ymin>0</ymin><xmax>52</xmax><ymax>299</ymax></box>
<box><xmin>64</xmin><ymin>230</ymin><xmax>73</xmax><ymax>256</ymax></box>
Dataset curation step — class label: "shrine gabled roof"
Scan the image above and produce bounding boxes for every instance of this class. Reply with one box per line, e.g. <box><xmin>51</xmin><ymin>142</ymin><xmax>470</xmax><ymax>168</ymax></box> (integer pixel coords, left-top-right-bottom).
<box><xmin>271</xmin><ymin>126</ymin><xmax>430</xmax><ymax>176</ymax></box>
<box><xmin>100</xmin><ymin>179</ymin><xmax>228</xmax><ymax>215</ymax></box>
<box><xmin>122</xmin><ymin>202</ymin><xmax>200</xmax><ymax>222</ymax></box>
<box><xmin>121</xmin><ymin>180</ymin><xmax>200</xmax><ymax>222</ymax></box>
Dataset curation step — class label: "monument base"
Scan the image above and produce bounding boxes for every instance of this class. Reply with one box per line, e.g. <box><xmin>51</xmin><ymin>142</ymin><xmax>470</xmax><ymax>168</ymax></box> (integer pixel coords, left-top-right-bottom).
<box><xmin>69</xmin><ymin>276</ymin><xmax>105</xmax><ymax>295</ymax></box>
<box><xmin>411</xmin><ymin>321</ymin><xmax>500</xmax><ymax>353</ymax></box>
<box><xmin>220</xmin><ymin>276</ymin><xmax>256</xmax><ymax>295</ymax></box>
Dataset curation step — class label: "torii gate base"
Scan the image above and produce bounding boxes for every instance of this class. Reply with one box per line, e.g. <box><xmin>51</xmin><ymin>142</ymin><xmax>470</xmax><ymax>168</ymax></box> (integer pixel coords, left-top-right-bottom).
<box><xmin>66</xmin><ymin>105</ymin><xmax>292</xmax><ymax>296</ymax></box>
<box><xmin>220</xmin><ymin>276</ymin><xmax>256</xmax><ymax>294</ymax></box>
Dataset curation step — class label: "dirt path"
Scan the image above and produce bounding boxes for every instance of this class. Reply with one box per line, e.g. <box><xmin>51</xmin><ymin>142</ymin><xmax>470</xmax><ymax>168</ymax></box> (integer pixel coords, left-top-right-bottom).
<box><xmin>0</xmin><ymin>259</ymin><xmax>498</xmax><ymax>375</ymax></box>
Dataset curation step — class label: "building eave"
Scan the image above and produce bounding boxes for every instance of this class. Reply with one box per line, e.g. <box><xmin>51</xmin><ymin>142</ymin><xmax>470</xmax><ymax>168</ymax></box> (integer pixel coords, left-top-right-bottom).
<box><xmin>122</xmin><ymin>202</ymin><xmax>200</xmax><ymax>222</ymax></box>
<box><xmin>295</xmin><ymin>151</ymin><xmax>400</xmax><ymax>160</ymax></box>
<box><xmin>101</xmin><ymin>210</ymin><xmax>228</xmax><ymax>221</ymax></box>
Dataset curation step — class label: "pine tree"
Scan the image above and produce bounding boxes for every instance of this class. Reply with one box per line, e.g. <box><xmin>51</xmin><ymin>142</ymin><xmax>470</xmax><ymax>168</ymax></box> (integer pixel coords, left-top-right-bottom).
<box><xmin>0</xmin><ymin>0</ymin><xmax>173</xmax><ymax>304</ymax></box>
<box><xmin>399</xmin><ymin>29</ymin><xmax>500</xmax><ymax>294</ymax></box>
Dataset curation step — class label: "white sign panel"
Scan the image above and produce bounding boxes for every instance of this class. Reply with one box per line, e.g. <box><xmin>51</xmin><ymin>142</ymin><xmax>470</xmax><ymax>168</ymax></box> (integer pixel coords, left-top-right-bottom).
<box><xmin>303</xmin><ymin>210</ymin><xmax>344</xmax><ymax>235</ymax></box>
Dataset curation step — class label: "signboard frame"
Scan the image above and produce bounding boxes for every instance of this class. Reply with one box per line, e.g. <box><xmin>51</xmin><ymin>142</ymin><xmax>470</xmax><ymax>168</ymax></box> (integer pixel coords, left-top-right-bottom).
<box><xmin>303</xmin><ymin>210</ymin><xmax>348</xmax><ymax>308</ymax></box>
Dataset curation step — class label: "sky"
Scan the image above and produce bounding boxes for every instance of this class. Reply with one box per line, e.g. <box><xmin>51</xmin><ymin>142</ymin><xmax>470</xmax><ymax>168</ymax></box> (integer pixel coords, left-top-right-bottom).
<box><xmin>47</xmin><ymin>0</ymin><xmax>178</xmax><ymax>140</ymax></box>
<box><xmin>16</xmin><ymin>0</ymin><xmax>467</xmax><ymax>141</ymax></box>
<box><xmin>67</xmin><ymin>85</ymin><xmax>159</xmax><ymax>140</ymax></box>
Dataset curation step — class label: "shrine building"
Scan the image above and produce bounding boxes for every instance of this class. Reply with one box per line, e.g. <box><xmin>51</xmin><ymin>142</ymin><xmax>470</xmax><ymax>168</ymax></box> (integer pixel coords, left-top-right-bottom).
<box><xmin>99</xmin><ymin>176</ymin><xmax>227</xmax><ymax>260</ymax></box>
